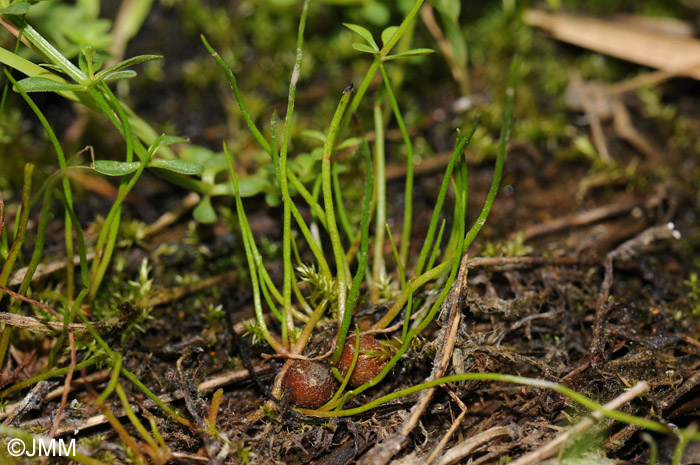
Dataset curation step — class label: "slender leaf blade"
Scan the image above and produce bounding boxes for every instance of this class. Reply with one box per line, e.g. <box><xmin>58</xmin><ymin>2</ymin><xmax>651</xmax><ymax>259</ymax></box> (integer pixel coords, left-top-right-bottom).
<box><xmin>344</xmin><ymin>23</ymin><xmax>379</xmax><ymax>51</ymax></box>
<box><xmin>102</xmin><ymin>70</ymin><xmax>137</xmax><ymax>82</ymax></box>
<box><xmin>148</xmin><ymin>159</ymin><xmax>204</xmax><ymax>175</ymax></box>
<box><xmin>95</xmin><ymin>54</ymin><xmax>163</xmax><ymax>79</ymax></box>
<box><xmin>93</xmin><ymin>161</ymin><xmax>140</xmax><ymax>176</ymax></box>
<box><xmin>14</xmin><ymin>77</ymin><xmax>84</xmax><ymax>93</ymax></box>
<box><xmin>383</xmin><ymin>48</ymin><xmax>435</xmax><ymax>61</ymax></box>
<box><xmin>352</xmin><ymin>42</ymin><xmax>378</xmax><ymax>54</ymax></box>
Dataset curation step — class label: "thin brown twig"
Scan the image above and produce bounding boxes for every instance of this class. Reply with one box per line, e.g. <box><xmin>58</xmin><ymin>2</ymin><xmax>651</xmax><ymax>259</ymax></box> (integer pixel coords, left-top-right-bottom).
<box><xmin>510</xmin><ymin>382</ymin><xmax>649</xmax><ymax>465</ymax></box>
<box><xmin>358</xmin><ymin>254</ymin><xmax>469</xmax><ymax>465</ymax></box>
<box><xmin>510</xmin><ymin>199</ymin><xmax>640</xmax><ymax>241</ymax></box>
<box><xmin>436</xmin><ymin>426</ymin><xmax>513</xmax><ymax>465</ymax></box>
<box><xmin>0</xmin><ymin>284</ymin><xmax>63</xmax><ymax>320</ymax></box>
<box><xmin>42</xmin><ymin>331</ymin><xmax>77</xmax><ymax>465</ymax></box>
<box><xmin>425</xmin><ymin>390</ymin><xmax>468</xmax><ymax>465</ymax></box>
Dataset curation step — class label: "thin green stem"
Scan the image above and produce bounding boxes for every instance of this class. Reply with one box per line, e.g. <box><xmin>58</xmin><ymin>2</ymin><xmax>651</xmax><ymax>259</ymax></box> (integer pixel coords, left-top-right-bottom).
<box><xmin>380</xmin><ymin>64</ymin><xmax>413</xmax><ymax>266</ymax></box>
<box><xmin>76</xmin><ymin>311</ymin><xmax>191</xmax><ymax>426</ymax></box>
<box><xmin>0</xmin><ymin>164</ymin><xmax>33</xmax><ymax>369</ymax></box>
<box><xmin>322</xmin><ymin>86</ymin><xmax>353</xmax><ymax>326</ymax></box>
<box><xmin>278</xmin><ymin>0</ymin><xmax>311</xmax><ymax>347</ymax></box>
<box><xmin>333</xmin><ymin>120</ymin><xmax>372</xmax><ymax>363</ymax></box>
<box><xmin>224</xmin><ymin>143</ymin><xmax>285</xmax><ymax>354</ymax></box>
<box><xmin>4</xmin><ymin>70</ymin><xmax>77</xmax><ymax>299</ymax></box>
<box><xmin>414</xmin><ymin>118</ymin><xmax>478</xmax><ymax>277</ymax></box>
<box><xmin>0</xmin><ymin>355</ymin><xmax>105</xmax><ymax>398</ymax></box>
<box><xmin>341</xmin><ymin>0</ymin><xmax>425</xmax><ymax>136</ymax></box>
<box><xmin>299</xmin><ymin>375</ymin><xmax>670</xmax><ymax>432</ymax></box>
<box><xmin>97</xmin><ymin>354</ymin><xmax>123</xmax><ymax>405</ymax></box>
<box><xmin>371</xmin><ymin>95</ymin><xmax>386</xmax><ymax>301</ymax></box>
<box><xmin>372</xmin><ymin>258</ymin><xmax>451</xmax><ymax>330</ymax></box>
<box><xmin>324</xmin><ymin>329</ymin><xmax>359</xmax><ymax>409</ymax></box>
<box><xmin>462</xmin><ymin>57</ymin><xmax>519</xmax><ymax>252</ymax></box>
<box><xmin>425</xmin><ymin>219</ymin><xmax>446</xmax><ymax>272</ymax></box>
<box><xmin>115</xmin><ymin>383</ymin><xmax>159</xmax><ymax>450</ymax></box>
<box><xmin>332</xmin><ymin>165</ymin><xmax>353</xmax><ymax>242</ymax></box>
<box><xmin>402</xmin><ymin>282</ymin><xmax>413</xmax><ymax>342</ymax></box>
<box><xmin>386</xmin><ymin>224</ymin><xmax>405</xmax><ymax>291</ymax></box>
<box><xmin>201</xmin><ymin>35</ymin><xmax>271</xmax><ymax>156</ymax></box>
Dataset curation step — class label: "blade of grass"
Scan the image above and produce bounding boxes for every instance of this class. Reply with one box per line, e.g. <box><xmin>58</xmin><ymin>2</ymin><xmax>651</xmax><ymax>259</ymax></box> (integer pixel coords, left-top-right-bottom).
<box><xmin>425</xmin><ymin>219</ymin><xmax>446</xmax><ymax>272</ymax></box>
<box><xmin>223</xmin><ymin>142</ymin><xmax>285</xmax><ymax>353</ymax></box>
<box><xmin>0</xmin><ymin>163</ymin><xmax>33</xmax><ymax>368</ymax></box>
<box><xmin>413</xmin><ymin>118</ymin><xmax>479</xmax><ymax>277</ymax></box>
<box><xmin>333</xmin><ymin>117</ymin><xmax>373</xmax><ymax>363</ymax></box>
<box><xmin>4</xmin><ymin>69</ymin><xmax>77</xmax><ymax>299</ymax></box>
<box><xmin>332</xmin><ymin>164</ymin><xmax>353</xmax><ymax>242</ymax></box>
<box><xmin>380</xmin><ymin>64</ymin><xmax>414</xmax><ymax>267</ymax></box>
<box><xmin>371</xmin><ymin>94</ymin><xmax>386</xmax><ymax>301</ymax></box>
<box><xmin>322</xmin><ymin>85</ymin><xmax>354</xmax><ymax>327</ymax></box>
<box><xmin>278</xmin><ymin>0</ymin><xmax>311</xmax><ymax>348</ymax></box>
<box><xmin>386</xmin><ymin>223</ymin><xmax>406</xmax><ymax>291</ymax></box>
<box><xmin>462</xmin><ymin>57</ymin><xmax>519</xmax><ymax>252</ymax></box>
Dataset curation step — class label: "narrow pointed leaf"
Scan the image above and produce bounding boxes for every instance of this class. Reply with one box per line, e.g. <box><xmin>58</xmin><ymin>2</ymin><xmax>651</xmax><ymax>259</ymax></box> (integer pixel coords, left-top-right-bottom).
<box><xmin>160</xmin><ymin>135</ymin><xmax>189</xmax><ymax>146</ymax></box>
<box><xmin>95</xmin><ymin>55</ymin><xmax>163</xmax><ymax>79</ymax></box>
<box><xmin>383</xmin><ymin>48</ymin><xmax>435</xmax><ymax>61</ymax></box>
<box><xmin>102</xmin><ymin>70</ymin><xmax>137</xmax><ymax>82</ymax></box>
<box><xmin>352</xmin><ymin>43</ymin><xmax>378</xmax><ymax>54</ymax></box>
<box><xmin>93</xmin><ymin>160</ymin><xmax>140</xmax><ymax>176</ymax></box>
<box><xmin>148</xmin><ymin>159</ymin><xmax>204</xmax><ymax>175</ymax></box>
<box><xmin>344</xmin><ymin>23</ymin><xmax>379</xmax><ymax>51</ymax></box>
<box><xmin>14</xmin><ymin>77</ymin><xmax>84</xmax><ymax>93</ymax></box>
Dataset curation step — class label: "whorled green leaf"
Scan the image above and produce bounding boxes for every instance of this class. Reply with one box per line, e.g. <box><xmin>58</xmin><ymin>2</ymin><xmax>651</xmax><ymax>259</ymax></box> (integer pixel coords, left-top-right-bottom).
<box><xmin>93</xmin><ymin>160</ymin><xmax>140</xmax><ymax>176</ymax></box>
<box><xmin>381</xmin><ymin>26</ymin><xmax>399</xmax><ymax>46</ymax></box>
<box><xmin>343</xmin><ymin>23</ymin><xmax>378</xmax><ymax>51</ymax></box>
<box><xmin>193</xmin><ymin>195</ymin><xmax>217</xmax><ymax>223</ymax></box>
<box><xmin>383</xmin><ymin>48</ymin><xmax>435</xmax><ymax>61</ymax></box>
<box><xmin>148</xmin><ymin>159</ymin><xmax>204</xmax><ymax>175</ymax></box>
<box><xmin>14</xmin><ymin>77</ymin><xmax>84</xmax><ymax>93</ymax></box>
<box><xmin>352</xmin><ymin>43</ymin><xmax>378</xmax><ymax>54</ymax></box>
<box><xmin>0</xmin><ymin>2</ymin><xmax>30</xmax><ymax>15</ymax></box>
<box><xmin>95</xmin><ymin>54</ymin><xmax>163</xmax><ymax>80</ymax></box>
<box><xmin>159</xmin><ymin>135</ymin><xmax>189</xmax><ymax>146</ymax></box>
<box><xmin>102</xmin><ymin>70</ymin><xmax>137</xmax><ymax>82</ymax></box>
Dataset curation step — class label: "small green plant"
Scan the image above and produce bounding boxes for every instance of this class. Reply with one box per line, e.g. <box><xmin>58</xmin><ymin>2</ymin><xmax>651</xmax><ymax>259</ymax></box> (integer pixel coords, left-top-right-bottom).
<box><xmin>205</xmin><ymin>0</ymin><xmax>516</xmax><ymax>415</ymax></box>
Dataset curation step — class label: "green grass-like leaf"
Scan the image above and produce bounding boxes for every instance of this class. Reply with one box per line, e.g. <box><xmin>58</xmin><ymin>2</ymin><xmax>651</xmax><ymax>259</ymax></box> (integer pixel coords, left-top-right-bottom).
<box><xmin>93</xmin><ymin>160</ymin><xmax>140</xmax><ymax>176</ymax></box>
<box><xmin>149</xmin><ymin>159</ymin><xmax>204</xmax><ymax>175</ymax></box>
<box><xmin>343</xmin><ymin>23</ymin><xmax>379</xmax><ymax>51</ymax></box>
<box><xmin>14</xmin><ymin>76</ymin><xmax>84</xmax><ymax>92</ymax></box>
<box><xmin>383</xmin><ymin>48</ymin><xmax>434</xmax><ymax>61</ymax></box>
